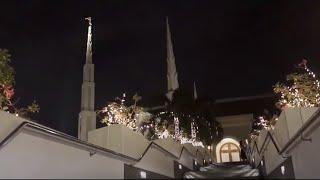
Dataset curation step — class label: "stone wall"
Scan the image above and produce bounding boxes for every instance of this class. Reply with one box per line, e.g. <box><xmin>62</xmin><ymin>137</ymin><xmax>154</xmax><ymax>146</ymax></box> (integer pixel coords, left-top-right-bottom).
<box><xmin>0</xmin><ymin>111</ymin><xmax>211</xmax><ymax>178</ymax></box>
<box><xmin>247</xmin><ymin>107</ymin><xmax>320</xmax><ymax>179</ymax></box>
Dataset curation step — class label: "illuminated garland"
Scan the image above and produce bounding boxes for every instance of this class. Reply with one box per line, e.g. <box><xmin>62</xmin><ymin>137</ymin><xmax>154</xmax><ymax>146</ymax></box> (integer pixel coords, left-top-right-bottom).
<box><xmin>274</xmin><ymin>59</ymin><xmax>320</xmax><ymax>108</ymax></box>
<box><xmin>100</xmin><ymin>93</ymin><xmax>148</xmax><ymax>131</ymax></box>
<box><xmin>153</xmin><ymin>110</ymin><xmax>204</xmax><ymax>147</ymax></box>
<box><xmin>99</xmin><ymin>94</ymin><xmax>208</xmax><ymax>148</ymax></box>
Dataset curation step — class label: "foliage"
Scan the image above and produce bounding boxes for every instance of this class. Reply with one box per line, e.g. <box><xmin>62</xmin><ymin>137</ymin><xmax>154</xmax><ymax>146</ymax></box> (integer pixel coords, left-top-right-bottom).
<box><xmin>274</xmin><ymin>59</ymin><xmax>320</xmax><ymax>108</ymax></box>
<box><xmin>0</xmin><ymin>49</ymin><xmax>15</xmax><ymax>87</ymax></box>
<box><xmin>98</xmin><ymin>93</ymin><xmax>153</xmax><ymax>135</ymax></box>
<box><xmin>161</xmin><ymin>90</ymin><xmax>223</xmax><ymax>145</ymax></box>
<box><xmin>0</xmin><ymin>49</ymin><xmax>39</xmax><ymax>118</ymax></box>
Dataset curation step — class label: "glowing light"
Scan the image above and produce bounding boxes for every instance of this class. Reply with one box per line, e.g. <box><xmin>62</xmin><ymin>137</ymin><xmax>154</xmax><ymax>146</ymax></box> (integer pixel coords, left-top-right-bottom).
<box><xmin>174</xmin><ymin>116</ymin><xmax>180</xmax><ymax>138</ymax></box>
<box><xmin>274</xmin><ymin>60</ymin><xmax>320</xmax><ymax>108</ymax></box>
<box><xmin>281</xmin><ymin>165</ymin><xmax>285</xmax><ymax>175</ymax></box>
<box><xmin>140</xmin><ymin>171</ymin><xmax>146</xmax><ymax>178</ymax></box>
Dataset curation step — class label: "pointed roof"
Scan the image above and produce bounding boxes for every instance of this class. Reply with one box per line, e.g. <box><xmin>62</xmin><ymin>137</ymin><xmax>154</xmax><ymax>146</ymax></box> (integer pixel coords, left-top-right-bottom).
<box><xmin>85</xmin><ymin>17</ymin><xmax>93</xmax><ymax>64</ymax></box>
<box><xmin>166</xmin><ymin>17</ymin><xmax>179</xmax><ymax>101</ymax></box>
<box><xmin>194</xmin><ymin>81</ymin><xmax>198</xmax><ymax>100</ymax></box>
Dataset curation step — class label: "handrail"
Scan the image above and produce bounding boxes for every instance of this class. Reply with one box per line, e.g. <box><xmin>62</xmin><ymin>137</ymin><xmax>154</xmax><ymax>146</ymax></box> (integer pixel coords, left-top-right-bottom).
<box><xmin>279</xmin><ymin>108</ymin><xmax>320</xmax><ymax>154</ymax></box>
<box><xmin>0</xmin><ymin>121</ymin><xmax>202</xmax><ymax>164</ymax></box>
<box><xmin>246</xmin><ymin>108</ymin><xmax>320</xmax><ymax>160</ymax></box>
<box><xmin>0</xmin><ymin>121</ymin><xmax>28</xmax><ymax>149</ymax></box>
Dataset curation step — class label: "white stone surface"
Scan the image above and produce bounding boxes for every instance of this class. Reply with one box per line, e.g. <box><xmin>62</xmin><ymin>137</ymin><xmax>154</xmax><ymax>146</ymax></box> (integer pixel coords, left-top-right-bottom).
<box><xmin>78</xmin><ymin>21</ymin><xmax>96</xmax><ymax>141</ymax></box>
<box><xmin>0</xmin><ymin>111</ymin><xmax>25</xmax><ymax>142</ymax></box>
<box><xmin>250</xmin><ymin>107</ymin><xmax>320</xmax><ymax>177</ymax></box>
<box><xmin>183</xmin><ymin>143</ymin><xmax>197</xmax><ymax>156</ymax></box>
<box><xmin>134</xmin><ymin>146</ymin><xmax>175</xmax><ymax>178</ymax></box>
<box><xmin>291</xmin><ymin>115</ymin><xmax>320</xmax><ymax>178</ymax></box>
<box><xmin>88</xmin><ymin>124</ymin><xmax>149</xmax><ymax>159</ymax></box>
<box><xmin>216</xmin><ymin>114</ymin><xmax>253</xmax><ymax>140</ymax></box>
<box><xmin>179</xmin><ymin>148</ymin><xmax>195</xmax><ymax>170</ymax></box>
<box><xmin>0</xmin><ymin>130</ymin><xmax>124</xmax><ymax>179</ymax></box>
<box><xmin>165</xmin><ymin>17</ymin><xmax>179</xmax><ymax>101</ymax></box>
<box><xmin>0</xmin><ymin>111</ymin><xmax>207</xmax><ymax>178</ymax></box>
<box><xmin>153</xmin><ymin>138</ymin><xmax>182</xmax><ymax>158</ymax></box>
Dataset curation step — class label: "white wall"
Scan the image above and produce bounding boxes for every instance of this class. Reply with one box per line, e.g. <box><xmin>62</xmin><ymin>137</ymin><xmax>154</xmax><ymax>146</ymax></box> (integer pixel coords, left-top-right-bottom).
<box><xmin>153</xmin><ymin>138</ymin><xmax>182</xmax><ymax>158</ymax></box>
<box><xmin>0</xmin><ymin>111</ymin><xmax>26</xmax><ymax>142</ymax></box>
<box><xmin>216</xmin><ymin>114</ymin><xmax>253</xmax><ymax>140</ymax></box>
<box><xmin>248</xmin><ymin>108</ymin><xmax>320</xmax><ymax>178</ymax></box>
<box><xmin>134</xmin><ymin>146</ymin><xmax>175</xmax><ymax>178</ymax></box>
<box><xmin>0</xmin><ymin>111</ymin><xmax>209</xmax><ymax>178</ymax></box>
<box><xmin>291</xmin><ymin>115</ymin><xmax>320</xmax><ymax>179</ymax></box>
<box><xmin>88</xmin><ymin>124</ymin><xmax>149</xmax><ymax>159</ymax></box>
<box><xmin>179</xmin><ymin>148</ymin><xmax>195</xmax><ymax>170</ymax></box>
<box><xmin>0</xmin><ymin>130</ymin><xmax>124</xmax><ymax>179</ymax></box>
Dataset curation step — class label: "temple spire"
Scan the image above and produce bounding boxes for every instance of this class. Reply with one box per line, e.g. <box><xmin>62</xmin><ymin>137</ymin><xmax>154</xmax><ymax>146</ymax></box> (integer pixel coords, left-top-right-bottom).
<box><xmin>78</xmin><ymin>17</ymin><xmax>96</xmax><ymax>141</ymax></box>
<box><xmin>194</xmin><ymin>81</ymin><xmax>198</xmax><ymax>100</ymax></box>
<box><xmin>165</xmin><ymin>17</ymin><xmax>179</xmax><ymax>101</ymax></box>
<box><xmin>85</xmin><ymin>17</ymin><xmax>92</xmax><ymax>64</ymax></box>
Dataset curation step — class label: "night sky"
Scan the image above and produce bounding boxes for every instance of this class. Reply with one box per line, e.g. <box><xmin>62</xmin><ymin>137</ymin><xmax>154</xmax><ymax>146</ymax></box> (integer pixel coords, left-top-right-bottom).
<box><xmin>2</xmin><ymin>0</ymin><xmax>320</xmax><ymax>136</ymax></box>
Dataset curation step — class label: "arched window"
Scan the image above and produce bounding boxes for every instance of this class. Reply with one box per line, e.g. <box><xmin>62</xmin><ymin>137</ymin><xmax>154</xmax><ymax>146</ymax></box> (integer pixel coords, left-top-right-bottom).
<box><xmin>219</xmin><ymin>142</ymin><xmax>240</xmax><ymax>162</ymax></box>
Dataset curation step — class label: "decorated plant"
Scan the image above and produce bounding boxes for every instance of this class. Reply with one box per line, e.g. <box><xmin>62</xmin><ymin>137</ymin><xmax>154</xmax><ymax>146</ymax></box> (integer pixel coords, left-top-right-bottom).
<box><xmin>274</xmin><ymin>59</ymin><xmax>320</xmax><ymax>109</ymax></box>
<box><xmin>0</xmin><ymin>49</ymin><xmax>39</xmax><ymax>118</ymax></box>
<box><xmin>98</xmin><ymin>93</ymin><xmax>153</xmax><ymax>136</ymax></box>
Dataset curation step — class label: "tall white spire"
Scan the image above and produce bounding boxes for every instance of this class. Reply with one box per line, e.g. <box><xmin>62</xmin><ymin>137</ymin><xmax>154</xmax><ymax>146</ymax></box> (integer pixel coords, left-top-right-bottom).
<box><xmin>193</xmin><ymin>81</ymin><xmax>198</xmax><ymax>100</ymax></box>
<box><xmin>165</xmin><ymin>17</ymin><xmax>179</xmax><ymax>101</ymax></box>
<box><xmin>85</xmin><ymin>17</ymin><xmax>92</xmax><ymax>64</ymax></box>
<box><xmin>78</xmin><ymin>17</ymin><xmax>96</xmax><ymax>141</ymax></box>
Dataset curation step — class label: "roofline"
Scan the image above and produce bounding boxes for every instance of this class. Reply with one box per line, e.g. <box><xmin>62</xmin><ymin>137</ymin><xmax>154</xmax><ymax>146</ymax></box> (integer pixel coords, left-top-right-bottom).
<box><xmin>0</xmin><ymin>121</ymin><xmax>199</xmax><ymax>164</ymax></box>
<box><xmin>214</xmin><ymin>93</ymin><xmax>275</xmax><ymax>104</ymax></box>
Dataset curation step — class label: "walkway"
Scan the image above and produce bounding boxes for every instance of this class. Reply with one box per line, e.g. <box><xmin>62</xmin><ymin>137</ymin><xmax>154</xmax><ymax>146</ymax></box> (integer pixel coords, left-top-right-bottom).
<box><xmin>183</xmin><ymin>162</ymin><xmax>260</xmax><ymax>179</ymax></box>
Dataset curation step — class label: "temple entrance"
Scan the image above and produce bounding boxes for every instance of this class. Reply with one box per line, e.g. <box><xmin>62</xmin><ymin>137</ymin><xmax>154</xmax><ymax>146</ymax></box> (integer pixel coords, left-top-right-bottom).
<box><xmin>216</xmin><ymin>137</ymin><xmax>241</xmax><ymax>163</ymax></box>
<box><xmin>219</xmin><ymin>142</ymin><xmax>240</xmax><ymax>162</ymax></box>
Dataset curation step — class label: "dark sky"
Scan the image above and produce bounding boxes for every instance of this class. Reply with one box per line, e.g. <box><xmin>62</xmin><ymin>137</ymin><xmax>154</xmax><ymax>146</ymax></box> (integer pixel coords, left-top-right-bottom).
<box><xmin>2</xmin><ymin>0</ymin><xmax>320</xmax><ymax>136</ymax></box>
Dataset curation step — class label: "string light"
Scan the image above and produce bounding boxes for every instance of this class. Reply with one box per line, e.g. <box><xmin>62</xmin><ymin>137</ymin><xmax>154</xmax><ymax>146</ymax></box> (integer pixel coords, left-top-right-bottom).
<box><xmin>274</xmin><ymin>59</ymin><xmax>320</xmax><ymax>108</ymax></box>
<box><xmin>100</xmin><ymin>94</ymin><xmax>215</xmax><ymax>148</ymax></box>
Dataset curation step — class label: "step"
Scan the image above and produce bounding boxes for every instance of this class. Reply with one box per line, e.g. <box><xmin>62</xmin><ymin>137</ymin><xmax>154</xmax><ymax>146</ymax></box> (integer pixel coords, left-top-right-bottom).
<box><xmin>183</xmin><ymin>163</ymin><xmax>260</xmax><ymax>179</ymax></box>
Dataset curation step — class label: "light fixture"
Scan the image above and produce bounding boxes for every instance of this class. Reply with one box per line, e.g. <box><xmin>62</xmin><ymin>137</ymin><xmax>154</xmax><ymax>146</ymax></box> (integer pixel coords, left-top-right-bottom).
<box><xmin>195</xmin><ymin>161</ymin><xmax>197</xmax><ymax>166</ymax></box>
<box><xmin>207</xmin><ymin>145</ymin><xmax>211</xmax><ymax>150</ymax></box>
<box><xmin>140</xmin><ymin>171</ymin><xmax>146</xmax><ymax>179</ymax></box>
<box><xmin>281</xmin><ymin>165</ymin><xmax>285</xmax><ymax>175</ymax></box>
<box><xmin>261</xmin><ymin>160</ymin><xmax>263</xmax><ymax>166</ymax></box>
<box><xmin>179</xmin><ymin>164</ymin><xmax>182</xmax><ymax>170</ymax></box>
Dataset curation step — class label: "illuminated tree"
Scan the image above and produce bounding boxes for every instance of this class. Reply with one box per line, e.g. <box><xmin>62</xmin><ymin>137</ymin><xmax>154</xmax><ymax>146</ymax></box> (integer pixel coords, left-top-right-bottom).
<box><xmin>274</xmin><ymin>59</ymin><xmax>320</xmax><ymax>108</ymax></box>
<box><xmin>98</xmin><ymin>93</ymin><xmax>153</xmax><ymax>134</ymax></box>
<box><xmin>0</xmin><ymin>49</ymin><xmax>39</xmax><ymax>117</ymax></box>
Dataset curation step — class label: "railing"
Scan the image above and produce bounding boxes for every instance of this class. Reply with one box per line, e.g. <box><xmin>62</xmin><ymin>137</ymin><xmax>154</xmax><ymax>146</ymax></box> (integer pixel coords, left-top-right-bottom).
<box><xmin>246</xmin><ymin>108</ymin><xmax>320</xmax><ymax>162</ymax></box>
<box><xmin>0</xmin><ymin>121</ymin><xmax>201</xmax><ymax>165</ymax></box>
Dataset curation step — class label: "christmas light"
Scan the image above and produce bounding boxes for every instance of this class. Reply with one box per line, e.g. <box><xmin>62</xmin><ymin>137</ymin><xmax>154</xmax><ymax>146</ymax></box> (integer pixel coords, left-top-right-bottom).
<box><xmin>174</xmin><ymin>116</ymin><xmax>180</xmax><ymax>138</ymax></box>
<box><xmin>274</xmin><ymin>59</ymin><xmax>320</xmax><ymax>108</ymax></box>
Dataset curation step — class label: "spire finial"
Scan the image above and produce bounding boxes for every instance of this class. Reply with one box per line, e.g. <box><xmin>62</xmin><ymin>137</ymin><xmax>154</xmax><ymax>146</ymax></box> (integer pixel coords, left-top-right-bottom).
<box><xmin>85</xmin><ymin>17</ymin><xmax>93</xmax><ymax>64</ymax></box>
<box><xmin>194</xmin><ymin>81</ymin><xmax>198</xmax><ymax>100</ymax></box>
<box><xmin>85</xmin><ymin>17</ymin><xmax>92</xmax><ymax>26</ymax></box>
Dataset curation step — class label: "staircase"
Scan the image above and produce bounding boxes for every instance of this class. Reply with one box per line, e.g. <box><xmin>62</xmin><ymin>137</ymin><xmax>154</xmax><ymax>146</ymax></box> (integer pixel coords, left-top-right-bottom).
<box><xmin>183</xmin><ymin>162</ymin><xmax>260</xmax><ymax>179</ymax></box>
